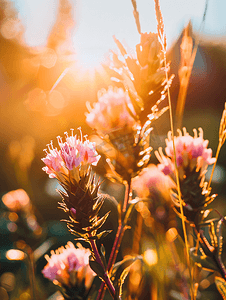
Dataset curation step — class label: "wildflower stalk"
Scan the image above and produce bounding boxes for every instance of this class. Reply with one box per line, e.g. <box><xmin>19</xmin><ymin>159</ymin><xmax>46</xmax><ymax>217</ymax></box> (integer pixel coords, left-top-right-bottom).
<box><xmin>96</xmin><ymin>179</ymin><xmax>132</xmax><ymax>300</ymax></box>
<box><xmin>154</xmin><ymin>0</ymin><xmax>193</xmax><ymax>297</ymax></box>
<box><xmin>89</xmin><ymin>237</ymin><xmax>115</xmax><ymax>298</ymax></box>
<box><xmin>164</xmin><ymin>49</ymin><xmax>193</xmax><ymax>297</ymax></box>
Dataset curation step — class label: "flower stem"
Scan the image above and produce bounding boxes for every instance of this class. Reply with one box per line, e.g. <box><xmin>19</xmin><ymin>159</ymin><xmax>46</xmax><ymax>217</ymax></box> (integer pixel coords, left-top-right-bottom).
<box><xmin>89</xmin><ymin>238</ymin><xmax>115</xmax><ymax>298</ymax></box>
<box><xmin>96</xmin><ymin>179</ymin><xmax>132</xmax><ymax>300</ymax></box>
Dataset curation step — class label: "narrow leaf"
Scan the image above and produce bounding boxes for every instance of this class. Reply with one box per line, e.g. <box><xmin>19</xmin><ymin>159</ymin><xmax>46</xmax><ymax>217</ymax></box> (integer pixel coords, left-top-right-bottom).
<box><xmin>89</xmin><ymin>257</ymin><xmax>105</xmax><ymax>280</ymax></box>
<box><xmin>190</xmin><ymin>247</ymin><xmax>218</xmax><ymax>272</ymax></box>
<box><xmin>215</xmin><ymin>276</ymin><xmax>226</xmax><ymax>300</ymax></box>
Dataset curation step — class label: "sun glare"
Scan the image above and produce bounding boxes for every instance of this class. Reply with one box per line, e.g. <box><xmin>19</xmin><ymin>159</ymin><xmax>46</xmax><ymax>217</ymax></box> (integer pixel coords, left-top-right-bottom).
<box><xmin>75</xmin><ymin>47</ymin><xmax>107</xmax><ymax>72</ymax></box>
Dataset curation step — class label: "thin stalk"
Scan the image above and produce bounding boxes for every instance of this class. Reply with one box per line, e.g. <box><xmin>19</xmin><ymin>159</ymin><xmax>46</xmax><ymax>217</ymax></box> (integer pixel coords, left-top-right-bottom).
<box><xmin>163</xmin><ymin>50</ymin><xmax>193</xmax><ymax>299</ymax></box>
<box><xmin>26</xmin><ymin>247</ymin><xmax>36</xmax><ymax>300</ymax></box>
<box><xmin>122</xmin><ymin>179</ymin><xmax>132</xmax><ymax>214</ymax></box>
<box><xmin>89</xmin><ymin>238</ymin><xmax>115</xmax><ymax>298</ymax></box>
<box><xmin>207</xmin><ymin>142</ymin><xmax>221</xmax><ymax>190</ymax></box>
<box><xmin>96</xmin><ymin>179</ymin><xmax>132</xmax><ymax>300</ymax></box>
<box><xmin>108</xmin><ymin>179</ymin><xmax>132</xmax><ymax>272</ymax></box>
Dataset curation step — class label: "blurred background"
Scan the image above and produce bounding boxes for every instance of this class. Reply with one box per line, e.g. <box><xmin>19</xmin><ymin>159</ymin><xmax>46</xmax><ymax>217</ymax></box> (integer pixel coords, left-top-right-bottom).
<box><xmin>1</xmin><ymin>0</ymin><xmax>226</xmax><ymax>299</ymax></box>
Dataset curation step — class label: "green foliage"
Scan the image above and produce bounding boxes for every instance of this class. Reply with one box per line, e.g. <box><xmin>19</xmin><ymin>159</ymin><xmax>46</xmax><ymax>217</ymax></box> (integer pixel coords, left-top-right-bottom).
<box><xmin>112</xmin><ymin>256</ymin><xmax>143</xmax><ymax>300</ymax></box>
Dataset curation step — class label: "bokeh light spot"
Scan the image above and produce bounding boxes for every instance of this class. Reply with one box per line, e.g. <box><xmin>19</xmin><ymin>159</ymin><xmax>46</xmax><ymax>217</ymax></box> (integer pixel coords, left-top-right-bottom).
<box><xmin>143</xmin><ymin>249</ymin><xmax>158</xmax><ymax>266</ymax></box>
<box><xmin>49</xmin><ymin>90</ymin><xmax>65</xmax><ymax>109</ymax></box>
<box><xmin>1</xmin><ymin>19</ymin><xmax>23</xmax><ymax>39</ymax></box>
<box><xmin>24</xmin><ymin>88</ymin><xmax>47</xmax><ymax>112</ymax></box>
<box><xmin>6</xmin><ymin>249</ymin><xmax>25</xmax><ymax>261</ymax></box>
<box><xmin>41</xmin><ymin>48</ymin><xmax>57</xmax><ymax>69</ymax></box>
<box><xmin>166</xmin><ymin>227</ymin><xmax>178</xmax><ymax>242</ymax></box>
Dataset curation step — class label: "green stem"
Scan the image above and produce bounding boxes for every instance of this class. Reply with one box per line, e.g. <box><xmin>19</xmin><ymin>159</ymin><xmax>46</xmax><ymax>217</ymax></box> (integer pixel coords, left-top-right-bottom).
<box><xmin>89</xmin><ymin>238</ymin><xmax>115</xmax><ymax>298</ymax></box>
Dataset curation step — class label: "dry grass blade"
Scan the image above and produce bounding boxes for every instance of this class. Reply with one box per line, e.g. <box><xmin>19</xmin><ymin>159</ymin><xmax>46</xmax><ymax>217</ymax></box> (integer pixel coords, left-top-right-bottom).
<box><xmin>175</xmin><ymin>22</ymin><xmax>193</xmax><ymax>130</ymax></box>
<box><xmin>219</xmin><ymin>103</ymin><xmax>226</xmax><ymax>146</ymax></box>
<box><xmin>154</xmin><ymin>0</ymin><xmax>165</xmax><ymax>47</ymax></box>
<box><xmin>175</xmin><ymin>0</ymin><xmax>209</xmax><ymax>129</ymax></box>
<box><xmin>208</xmin><ymin>102</ymin><xmax>226</xmax><ymax>189</ymax></box>
<box><xmin>131</xmin><ymin>0</ymin><xmax>141</xmax><ymax>34</ymax></box>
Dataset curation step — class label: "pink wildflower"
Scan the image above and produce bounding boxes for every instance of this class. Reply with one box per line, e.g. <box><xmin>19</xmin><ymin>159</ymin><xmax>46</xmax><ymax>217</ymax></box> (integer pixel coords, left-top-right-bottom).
<box><xmin>132</xmin><ymin>164</ymin><xmax>175</xmax><ymax>199</ymax></box>
<box><xmin>155</xmin><ymin>128</ymin><xmax>215</xmax><ymax>179</ymax></box>
<box><xmin>42</xmin><ymin>242</ymin><xmax>95</xmax><ymax>289</ymax></box>
<box><xmin>86</xmin><ymin>87</ymin><xmax>136</xmax><ymax>135</ymax></box>
<box><xmin>42</xmin><ymin>129</ymin><xmax>100</xmax><ymax>179</ymax></box>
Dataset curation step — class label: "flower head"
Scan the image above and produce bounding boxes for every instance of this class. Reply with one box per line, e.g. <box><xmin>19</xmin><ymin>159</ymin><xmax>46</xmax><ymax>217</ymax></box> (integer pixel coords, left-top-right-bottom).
<box><xmin>42</xmin><ymin>129</ymin><xmax>100</xmax><ymax>180</ymax></box>
<box><xmin>86</xmin><ymin>87</ymin><xmax>154</xmax><ymax>182</ymax></box>
<box><xmin>132</xmin><ymin>165</ymin><xmax>176</xmax><ymax>229</ymax></box>
<box><xmin>86</xmin><ymin>87</ymin><xmax>136</xmax><ymax>135</ymax></box>
<box><xmin>42</xmin><ymin>129</ymin><xmax>110</xmax><ymax>239</ymax></box>
<box><xmin>156</xmin><ymin>128</ymin><xmax>215</xmax><ymax>179</ymax></box>
<box><xmin>155</xmin><ymin>128</ymin><xmax>216</xmax><ymax>224</ymax></box>
<box><xmin>42</xmin><ymin>242</ymin><xmax>95</xmax><ymax>294</ymax></box>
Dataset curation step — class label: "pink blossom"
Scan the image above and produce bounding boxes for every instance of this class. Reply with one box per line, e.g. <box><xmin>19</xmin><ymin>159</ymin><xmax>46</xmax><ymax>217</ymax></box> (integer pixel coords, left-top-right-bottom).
<box><xmin>156</xmin><ymin>128</ymin><xmax>215</xmax><ymax>178</ymax></box>
<box><xmin>42</xmin><ymin>242</ymin><xmax>95</xmax><ymax>288</ymax></box>
<box><xmin>86</xmin><ymin>87</ymin><xmax>136</xmax><ymax>135</ymax></box>
<box><xmin>42</xmin><ymin>129</ymin><xmax>100</xmax><ymax>179</ymax></box>
<box><xmin>132</xmin><ymin>164</ymin><xmax>175</xmax><ymax>199</ymax></box>
<box><xmin>42</xmin><ymin>145</ymin><xmax>65</xmax><ymax>178</ymax></box>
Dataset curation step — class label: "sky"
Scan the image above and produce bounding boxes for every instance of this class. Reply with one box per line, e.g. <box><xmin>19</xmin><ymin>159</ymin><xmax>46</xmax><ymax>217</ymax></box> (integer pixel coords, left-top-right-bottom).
<box><xmin>13</xmin><ymin>0</ymin><xmax>226</xmax><ymax>68</ymax></box>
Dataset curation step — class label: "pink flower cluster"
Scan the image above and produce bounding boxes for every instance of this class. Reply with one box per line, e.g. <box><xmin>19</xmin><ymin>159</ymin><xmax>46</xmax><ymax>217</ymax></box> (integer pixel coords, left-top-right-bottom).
<box><xmin>42</xmin><ymin>242</ymin><xmax>95</xmax><ymax>288</ymax></box>
<box><xmin>86</xmin><ymin>87</ymin><xmax>136</xmax><ymax>135</ymax></box>
<box><xmin>42</xmin><ymin>129</ymin><xmax>100</xmax><ymax>179</ymax></box>
<box><xmin>155</xmin><ymin>128</ymin><xmax>215</xmax><ymax>177</ymax></box>
<box><xmin>132</xmin><ymin>164</ymin><xmax>175</xmax><ymax>198</ymax></box>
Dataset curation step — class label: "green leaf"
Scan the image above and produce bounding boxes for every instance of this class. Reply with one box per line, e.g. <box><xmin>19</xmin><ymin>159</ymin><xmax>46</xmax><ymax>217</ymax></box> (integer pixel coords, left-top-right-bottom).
<box><xmin>215</xmin><ymin>276</ymin><xmax>226</xmax><ymax>300</ymax></box>
<box><xmin>112</xmin><ymin>256</ymin><xmax>143</xmax><ymax>300</ymax></box>
<box><xmin>190</xmin><ymin>247</ymin><xmax>218</xmax><ymax>272</ymax></box>
<box><xmin>89</xmin><ymin>256</ymin><xmax>105</xmax><ymax>280</ymax></box>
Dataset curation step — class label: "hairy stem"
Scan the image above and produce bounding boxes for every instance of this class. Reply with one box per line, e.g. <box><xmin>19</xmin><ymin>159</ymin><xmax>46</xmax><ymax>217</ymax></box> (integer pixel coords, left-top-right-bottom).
<box><xmin>89</xmin><ymin>238</ymin><xmax>115</xmax><ymax>298</ymax></box>
<box><xmin>96</xmin><ymin>179</ymin><xmax>132</xmax><ymax>300</ymax></box>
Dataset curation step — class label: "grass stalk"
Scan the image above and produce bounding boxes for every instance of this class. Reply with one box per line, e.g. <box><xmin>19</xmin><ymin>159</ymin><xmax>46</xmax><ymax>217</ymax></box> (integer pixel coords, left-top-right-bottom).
<box><xmin>163</xmin><ymin>49</ymin><xmax>193</xmax><ymax>299</ymax></box>
<box><xmin>207</xmin><ymin>142</ymin><xmax>221</xmax><ymax>190</ymax></box>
